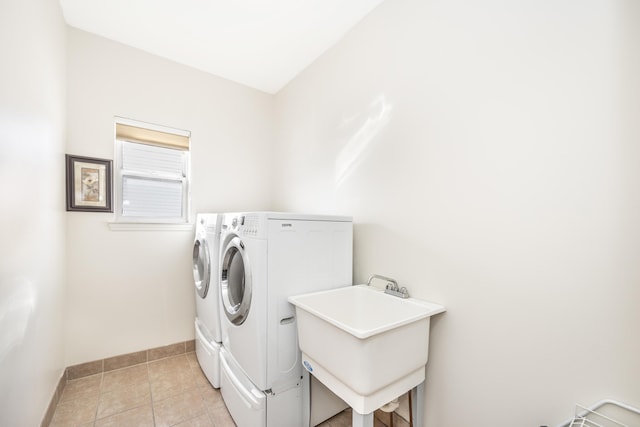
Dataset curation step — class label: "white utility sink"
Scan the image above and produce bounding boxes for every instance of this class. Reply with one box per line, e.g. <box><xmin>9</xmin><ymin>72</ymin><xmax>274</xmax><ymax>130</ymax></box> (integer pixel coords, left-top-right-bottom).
<box><xmin>288</xmin><ymin>284</ymin><xmax>445</xmax><ymax>415</ymax></box>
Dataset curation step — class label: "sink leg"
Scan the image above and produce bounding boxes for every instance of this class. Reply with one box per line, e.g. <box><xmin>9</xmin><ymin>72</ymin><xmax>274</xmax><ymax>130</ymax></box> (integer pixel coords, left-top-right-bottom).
<box><xmin>352</xmin><ymin>410</ymin><xmax>374</xmax><ymax>427</ymax></box>
<box><xmin>411</xmin><ymin>381</ymin><xmax>425</xmax><ymax>427</ymax></box>
<box><xmin>302</xmin><ymin>371</ymin><xmax>311</xmax><ymax>427</ymax></box>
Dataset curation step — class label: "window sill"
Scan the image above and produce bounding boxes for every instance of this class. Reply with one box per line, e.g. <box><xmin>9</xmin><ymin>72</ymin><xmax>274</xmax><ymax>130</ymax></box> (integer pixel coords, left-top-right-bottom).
<box><xmin>108</xmin><ymin>222</ymin><xmax>194</xmax><ymax>231</ymax></box>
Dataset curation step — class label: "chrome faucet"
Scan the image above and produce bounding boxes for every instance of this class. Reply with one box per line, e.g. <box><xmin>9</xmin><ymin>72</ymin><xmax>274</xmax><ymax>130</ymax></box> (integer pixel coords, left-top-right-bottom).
<box><xmin>366</xmin><ymin>274</ymin><xmax>410</xmax><ymax>298</ymax></box>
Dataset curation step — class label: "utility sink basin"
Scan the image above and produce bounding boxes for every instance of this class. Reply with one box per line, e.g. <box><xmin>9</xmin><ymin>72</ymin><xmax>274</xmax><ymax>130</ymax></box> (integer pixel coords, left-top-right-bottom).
<box><xmin>288</xmin><ymin>285</ymin><xmax>445</xmax><ymax>415</ymax></box>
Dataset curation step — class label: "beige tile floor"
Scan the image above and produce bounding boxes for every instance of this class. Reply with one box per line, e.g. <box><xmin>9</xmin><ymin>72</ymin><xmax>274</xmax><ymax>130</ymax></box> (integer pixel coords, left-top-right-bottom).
<box><xmin>50</xmin><ymin>352</ymin><xmax>234</xmax><ymax>427</ymax></box>
<box><xmin>50</xmin><ymin>351</ymin><xmax>396</xmax><ymax>427</ymax></box>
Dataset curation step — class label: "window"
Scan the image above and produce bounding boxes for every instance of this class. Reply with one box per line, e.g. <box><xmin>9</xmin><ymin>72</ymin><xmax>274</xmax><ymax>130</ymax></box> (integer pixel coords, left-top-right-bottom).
<box><xmin>114</xmin><ymin>118</ymin><xmax>190</xmax><ymax>224</ymax></box>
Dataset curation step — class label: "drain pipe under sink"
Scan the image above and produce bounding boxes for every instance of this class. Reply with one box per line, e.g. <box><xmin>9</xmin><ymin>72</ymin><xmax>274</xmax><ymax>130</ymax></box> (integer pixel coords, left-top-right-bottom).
<box><xmin>378</xmin><ymin>392</ymin><xmax>414</xmax><ymax>427</ymax></box>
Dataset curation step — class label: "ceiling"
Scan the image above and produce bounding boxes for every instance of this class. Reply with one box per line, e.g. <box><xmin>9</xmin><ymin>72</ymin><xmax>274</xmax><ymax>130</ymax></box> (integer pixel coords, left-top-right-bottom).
<box><xmin>59</xmin><ymin>0</ymin><xmax>385</xmax><ymax>94</ymax></box>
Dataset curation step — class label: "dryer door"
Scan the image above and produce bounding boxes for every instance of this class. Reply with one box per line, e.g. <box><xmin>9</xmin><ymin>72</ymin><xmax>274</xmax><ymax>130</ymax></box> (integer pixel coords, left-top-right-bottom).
<box><xmin>192</xmin><ymin>237</ymin><xmax>211</xmax><ymax>299</ymax></box>
<box><xmin>220</xmin><ymin>236</ymin><xmax>252</xmax><ymax>325</ymax></box>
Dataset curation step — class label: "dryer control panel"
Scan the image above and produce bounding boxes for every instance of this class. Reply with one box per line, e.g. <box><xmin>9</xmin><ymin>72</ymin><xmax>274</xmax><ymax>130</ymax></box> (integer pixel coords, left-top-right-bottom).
<box><xmin>226</xmin><ymin>213</ymin><xmax>263</xmax><ymax>238</ymax></box>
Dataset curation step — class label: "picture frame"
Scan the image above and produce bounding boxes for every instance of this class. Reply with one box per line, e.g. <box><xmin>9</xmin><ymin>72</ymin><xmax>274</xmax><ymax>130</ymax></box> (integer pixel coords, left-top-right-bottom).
<box><xmin>65</xmin><ymin>154</ymin><xmax>113</xmax><ymax>212</ymax></box>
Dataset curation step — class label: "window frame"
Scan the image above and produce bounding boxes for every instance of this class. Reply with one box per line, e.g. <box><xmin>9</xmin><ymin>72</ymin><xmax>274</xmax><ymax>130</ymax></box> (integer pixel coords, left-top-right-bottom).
<box><xmin>113</xmin><ymin>117</ymin><xmax>191</xmax><ymax>225</ymax></box>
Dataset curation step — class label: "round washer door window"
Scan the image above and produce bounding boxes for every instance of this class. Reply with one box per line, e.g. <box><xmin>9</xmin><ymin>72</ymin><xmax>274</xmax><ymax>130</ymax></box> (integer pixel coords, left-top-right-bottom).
<box><xmin>220</xmin><ymin>236</ymin><xmax>252</xmax><ymax>325</ymax></box>
<box><xmin>192</xmin><ymin>237</ymin><xmax>210</xmax><ymax>299</ymax></box>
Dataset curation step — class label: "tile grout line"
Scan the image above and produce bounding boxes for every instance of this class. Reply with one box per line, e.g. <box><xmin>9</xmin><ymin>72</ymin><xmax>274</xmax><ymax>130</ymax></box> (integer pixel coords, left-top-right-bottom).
<box><xmin>189</xmin><ymin>356</ymin><xmax>214</xmax><ymax>426</ymax></box>
<box><xmin>91</xmin><ymin>372</ymin><xmax>104</xmax><ymax>427</ymax></box>
<box><xmin>146</xmin><ymin>360</ymin><xmax>158</xmax><ymax>427</ymax></box>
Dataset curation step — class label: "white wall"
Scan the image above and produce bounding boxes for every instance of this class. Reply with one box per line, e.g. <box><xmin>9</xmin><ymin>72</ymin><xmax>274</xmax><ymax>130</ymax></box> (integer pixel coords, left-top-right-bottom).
<box><xmin>65</xmin><ymin>28</ymin><xmax>274</xmax><ymax>365</ymax></box>
<box><xmin>0</xmin><ymin>0</ymin><xmax>67</xmax><ymax>425</ymax></box>
<box><xmin>274</xmin><ymin>0</ymin><xmax>640</xmax><ymax>425</ymax></box>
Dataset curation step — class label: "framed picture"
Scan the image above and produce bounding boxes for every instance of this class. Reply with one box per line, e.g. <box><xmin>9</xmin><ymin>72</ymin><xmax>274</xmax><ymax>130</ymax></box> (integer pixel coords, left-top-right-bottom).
<box><xmin>65</xmin><ymin>154</ymin><xmax>113</xmax><ymax>212</ymax></box>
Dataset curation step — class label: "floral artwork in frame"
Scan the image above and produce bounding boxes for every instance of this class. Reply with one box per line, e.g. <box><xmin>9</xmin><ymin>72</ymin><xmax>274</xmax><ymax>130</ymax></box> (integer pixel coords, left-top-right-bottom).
<box><xmin>65</xmin><ymin>154</ymin><xmax>113</xmax><ymax>212</ymax></box>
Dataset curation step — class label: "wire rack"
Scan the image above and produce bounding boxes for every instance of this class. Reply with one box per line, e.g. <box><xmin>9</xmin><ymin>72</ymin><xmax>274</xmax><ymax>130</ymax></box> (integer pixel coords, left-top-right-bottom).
<box><xmin>560</xmin><ymin>400</ymin><xmax>640</xmax><ymax>427</ymax></box>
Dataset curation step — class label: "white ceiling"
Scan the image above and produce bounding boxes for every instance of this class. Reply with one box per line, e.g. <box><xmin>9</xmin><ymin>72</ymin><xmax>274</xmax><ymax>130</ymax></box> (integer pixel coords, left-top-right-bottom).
<box><xmin>59</xmin><ymin>0</ymin><xmax>384</xmax><ymax>94</ymax></box>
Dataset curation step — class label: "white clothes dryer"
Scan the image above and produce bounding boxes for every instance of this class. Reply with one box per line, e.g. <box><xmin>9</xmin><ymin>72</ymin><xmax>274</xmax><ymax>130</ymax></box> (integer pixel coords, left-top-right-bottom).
<box><xmin>218</xmin><ymin>212</ymin><xmax>353</xmax><ymax>427</ymax></box>
<box><xmin>192</xmin><ymin>213</ymin><xmax>223</xmax><ymax>387</ymax></box>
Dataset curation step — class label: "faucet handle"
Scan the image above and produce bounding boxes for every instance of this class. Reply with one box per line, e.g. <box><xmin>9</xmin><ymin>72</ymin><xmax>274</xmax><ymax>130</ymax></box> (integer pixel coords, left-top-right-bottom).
<box><xmin>384</xmin><ymin>284</ymin><xmax>410</xmax><ymax>298</ymax></box>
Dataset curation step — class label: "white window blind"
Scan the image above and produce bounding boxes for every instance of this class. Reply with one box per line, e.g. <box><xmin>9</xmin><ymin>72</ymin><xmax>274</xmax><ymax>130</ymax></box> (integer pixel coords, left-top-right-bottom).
<box><xmin>122</xmin><ymin>142</ymin><xmax>185</xmax><ymax>176</ymax></box>
<box><xmin>114</xmin><ymin>119</ymin><xmax>190</xmax><ymax>224</ymax></box>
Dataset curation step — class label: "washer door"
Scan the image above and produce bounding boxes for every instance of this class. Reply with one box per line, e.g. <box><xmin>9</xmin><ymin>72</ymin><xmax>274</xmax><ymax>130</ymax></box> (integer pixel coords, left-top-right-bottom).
<box><xmin>220</xmin><ymin>236</ymin><xmax>252</xmax><ymax>325</ymax></box>
<box><xmin>192</xmin><ymin>237</ymin><xmax>210</xmax><ymax>299</ymax></box>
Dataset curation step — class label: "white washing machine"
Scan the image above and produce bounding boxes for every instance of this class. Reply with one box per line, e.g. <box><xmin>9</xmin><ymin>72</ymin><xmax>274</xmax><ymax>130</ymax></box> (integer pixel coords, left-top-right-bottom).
<box><xmin>192</xmin><ymin>213</ymin><xmax>223</xmax><ymax>388</ymax></box>
<box><xmin>218</xmin><ymin>212</ymin><xmax>353</xmax><ymax>427</ymax></box>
